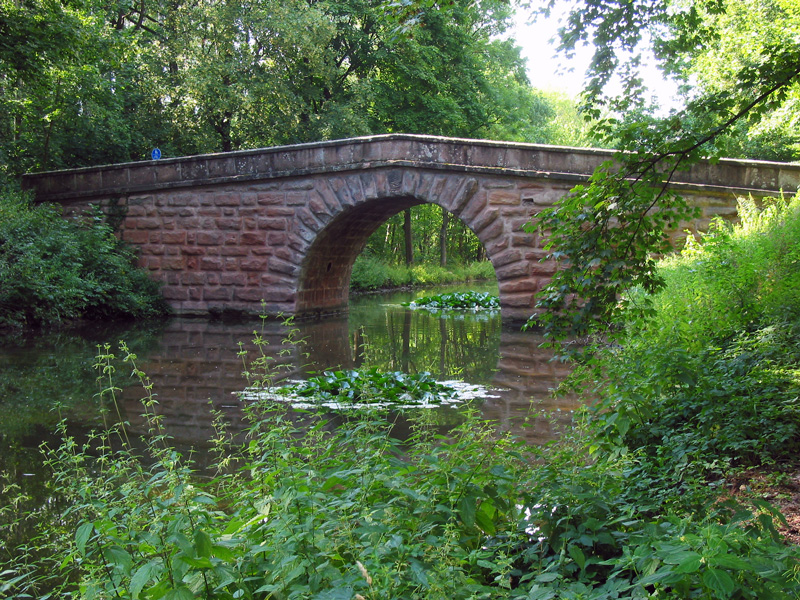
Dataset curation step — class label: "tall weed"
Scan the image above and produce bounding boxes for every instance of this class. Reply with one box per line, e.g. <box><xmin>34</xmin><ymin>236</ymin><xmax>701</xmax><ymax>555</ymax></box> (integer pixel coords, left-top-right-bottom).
<box><xmin>2</xmin><ymin>333</ymin><xmax>799</xmax><ymax>599</ymax></box>
<box><xmin>587</xmin><ymin>194</ymin><xmax>800</xmax><ymax>482</ymax></box>
<box><xmin>642</xmin><ymin>194</ymin><xmax>800</xmax><ymax>351</ymax></box>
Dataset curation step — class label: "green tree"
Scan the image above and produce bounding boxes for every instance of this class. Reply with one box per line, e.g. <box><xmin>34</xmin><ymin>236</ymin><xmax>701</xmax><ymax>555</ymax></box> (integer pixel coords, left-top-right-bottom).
<box><xmin>524</xmin><ymin>0</ymin><xmax>800</xmax><ymax>345</ymax></box>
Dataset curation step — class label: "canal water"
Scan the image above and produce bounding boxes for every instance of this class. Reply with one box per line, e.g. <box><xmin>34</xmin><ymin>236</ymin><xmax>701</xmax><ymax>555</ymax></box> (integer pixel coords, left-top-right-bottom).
<box><xmin>0</xmin><ymin>284</ymin><xmax>579</xmax><ymax>501</ymax></box>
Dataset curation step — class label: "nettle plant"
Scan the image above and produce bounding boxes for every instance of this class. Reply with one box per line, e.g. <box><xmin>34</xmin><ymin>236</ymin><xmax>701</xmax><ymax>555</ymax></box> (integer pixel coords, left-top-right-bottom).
<box><xmin>2</xmin><ymin>315</ymin><xmax>800</xmax><ymax>598</ymax></box>
<box><xmin>1</xmin><ymin>338</ymin><xmax>538</xmax><ymax>599</ymax></box>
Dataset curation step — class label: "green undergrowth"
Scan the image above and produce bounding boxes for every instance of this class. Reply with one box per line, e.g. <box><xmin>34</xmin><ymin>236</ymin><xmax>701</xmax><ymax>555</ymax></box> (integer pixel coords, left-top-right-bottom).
<box><xmin>403</xmin><ymin>291</ymin><xmax>500</xmax><ymax>311</ymax></box>
<box><xmin>0</xmin><ymin>188</ymin><xmax>168</xmax><ymax>331</ymax></box>
<box><xmin>578</xmin><ymin>195</ymin><xmax>800</xmax><ymax>479</ymax></box>
<box><xmin>350</xmin><ymin>256</ymin><xmax>495</xmax><ymax>291</ymax></box>
<box><xmin>3</xmin><ymin>197</ymin><xmax>800</xmax><ymax>598</ymax></box>
<box><xmin>2</xmin><ymin>334</ymin><xmax>800</xmax><ymax>598</ymax></box>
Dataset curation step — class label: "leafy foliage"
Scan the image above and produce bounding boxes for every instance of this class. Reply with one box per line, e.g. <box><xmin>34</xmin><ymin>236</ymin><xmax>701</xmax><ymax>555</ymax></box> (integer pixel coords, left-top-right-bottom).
<box><xmin>273</xmin><ymin>367</ymin><xmax>460</xmax><ymax>406</ymax></box>
<box><xmin>3</xmin><ymin>334</ymin><xmax>800</xmax><ymax>599</ymax></box>
<box><xmin>0</xmin><ymin>188</ymin><xmax>168</xmax><ymax>330</ymax></box>
<box><xmin>582</xmin><ymin>195</ymin><xmax>800</xmax><ymax>493</ymax></box>
<box><xmin>526</xmin><ymin>0</ymin><xmax>800</xmax><ymax>343</ymax></box>
<box><xmin>403</xmin><ymin>291</ymin><xmax>500</xmax><ymax>311</ymax></box>
<box><xmin>0</xmin><ymin>0</ymin><xmax>580</xmax><ymax>176</ymax></box>
<box><xmin>350</xmin><ymin>257</ymin><xmax>494</xmax><ymax>291</ymax></box>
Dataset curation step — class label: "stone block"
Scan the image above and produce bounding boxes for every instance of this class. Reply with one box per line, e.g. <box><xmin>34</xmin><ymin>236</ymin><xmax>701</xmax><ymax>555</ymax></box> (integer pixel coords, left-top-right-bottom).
<box><xmin>257</xmin><ymin>218</ymin><xmax>288</xmax><ymax>231</ymax></box>
<box><xmin>491</xmin><ymin>249</ymin><xmax>522</xmax><ymax>268</ymax></box>
<box><xmin>478</xmin><ymin>218</ymin><xmax>505</xmax><ymax>243</ymax></box>
<box><xmin>161</xmin><ymin>257</ymin><xmax>185</xmax><ymax>270</ymax></box>
<box><xmin>208</xmin><ymin>157</ymin><xmax>237</xmax><ymax>178</ymax></box>
<box><xmin>257</xmin><ymin>192</ymin><xmax>284</xmax><ymax>205</ymax></box>
<box><xmin>162</xmin><ymin>231</ymin><xmax>187</xmax><ymax>244</ymax></box>
<box><xmin>221</xmin><ymin>246</ymin><xmax>249</xmax><ymax>257</ymax></box>
<box><xmin>197</xmin><ymin>232</ymin><xmax>223</xmax><ymax>246</ymax></box>
<box><xmin>495</xmin><ymin>260</ymin><xmax>530</xmax><ymax>279</ymax></box>
<box><xmin>162</xmin><ymin>287</ymin><xmax>190</xmax><ymax>300</ymax></box>
<box><xmin>215</xmin><ymin>218</ymin><xmax>241</xmax><ymax>230</ymax></box>
<box><xmin>269</xmin><ymin>257</ymin><xmax>297</xmax><ymax>275</ymax></box>
<box><xmin>214</xmin><ymin>193</ymin><xmax>241</xmax><ymax>207</ymax></box>
<box><xmin>201</xmin><ymin>257</ymin><xmax>224</xmax><ymax>271</ymax></box>
<box><xmin>122</xmin><ymin>230</ymin><xmax>150</xmax><ymax>244</ymax></box>
<box><xmin>220</xmin><ymin>273</ymin><xmax>247</xmax><ymax>286</ymax></box>
<box><xmin>470</xmin><ymin>208</ymin><xmax>499</xmax><ymax>234</ymax></box>
<box><xmin>204</xmin><ymin>287</ymin><xmax>232</xmax><ymax>301</ymax></box>
<box><xmin>488</xmin><ymin>189</ymin><xmax>520</xmax><ymax>205</ymax></box>
<box><xmin>449</xmin><ymin>178</ymin><xmax>480</xmax><ymax>213</ymax></box>
<box><xmin>182</xmin><ymin>159</ymin><xmax>209</xmax><ymax>181</ymax></box>
<box><xmin>241</xmin><ymin>231</ymin><xmax>266</xmax><ymax>245</ymax></box>
<box><xmin>182</xmin><ymin>273</ymin><xmax>207</xmax><ymax>285</ymax></box>
<box><xmin>240</xmin><ymin>257</ymin><xmax>268</xmax><ymax>271</ymax></box>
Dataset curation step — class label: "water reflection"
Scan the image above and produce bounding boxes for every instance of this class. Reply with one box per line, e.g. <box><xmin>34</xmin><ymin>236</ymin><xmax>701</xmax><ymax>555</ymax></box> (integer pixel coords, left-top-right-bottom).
<box><xmin>113</xmin><ymin>315</ymin><xmax>577</xmax><ymax>447</ymax></box>
<box><xmin>0</xmin><ymin>288</ymin><xmax>580</xmax><ymax>454</ymax></box>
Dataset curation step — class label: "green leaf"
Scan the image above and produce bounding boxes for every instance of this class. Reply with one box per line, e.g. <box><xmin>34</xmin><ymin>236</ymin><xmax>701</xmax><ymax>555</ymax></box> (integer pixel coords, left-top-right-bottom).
<box><xmin>163</xmin><ymin>587</ymin><xmax>194</xmax><ymax>600</ymax></box>
<box><xmin>709</xmin><ymin>553</ymin><xmax>750</xmax><ymax>571</ymax></box>
<box><xmin>104</xmin><ymin>546</ymin><xmax>133</xmax><ymax>575</ymax></box>
<box><xmin>568</xmin><ymin>544</ymin><xmax>586</xmax><ymax>570</ymax></box>
<box><xmin>459</xmin><ymin>495</ymin><xmax>477</xmax><ymax>528</ymax></box>
<box><xmin>702</xmin><ymin>568</ymin><xmax>735</xmax><ymax>599</ymax></box>
<box><xmin>75</xmin><ymin>522</ymin><xmax>94</xmax><ymax>556</ymax></box>
<box><xmin>194</xmin><ymin>528</ymin><xmax>212</xmax><ymax>558</ymax></box>
<box><xmin>180</xmin><ymin>556</ymin><xmax>214</xmax><ymax>569</ymax></box>
<box><xmin>130</xmin><ymin>561</ymin><xmax>159</xmax><ymax>599</ymax></box>
<box><xmin>674</xmin><ymin>552</ymin><xmax>702</xmax><ymax>574</ymax></box>
<box><xmin>475</xmin><ymin>500</ymin><xmax>497</xmax><ymax>535</ymax></box>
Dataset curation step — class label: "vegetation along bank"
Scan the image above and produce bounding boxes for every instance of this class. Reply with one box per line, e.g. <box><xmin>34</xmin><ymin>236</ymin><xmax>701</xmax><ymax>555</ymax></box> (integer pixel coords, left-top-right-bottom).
<box><xmin>2</xmin><ymin>195</ymin><xmax>799</xmax><ymax>598</ymax></box>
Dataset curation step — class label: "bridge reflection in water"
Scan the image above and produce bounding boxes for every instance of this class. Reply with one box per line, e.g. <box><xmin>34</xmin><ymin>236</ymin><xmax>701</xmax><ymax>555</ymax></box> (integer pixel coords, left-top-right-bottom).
<box><xmin>118</xmin><ymin>309</ymin><xmax>580</xmax><ymax>448</ymax></box>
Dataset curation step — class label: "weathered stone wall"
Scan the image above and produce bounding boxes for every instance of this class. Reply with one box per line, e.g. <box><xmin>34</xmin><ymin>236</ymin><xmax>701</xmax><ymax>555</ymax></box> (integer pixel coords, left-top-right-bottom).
<box><xmin>23</xmin><ymin>134</ymin><xmax>800</xmax><ymax>320</ymax></box>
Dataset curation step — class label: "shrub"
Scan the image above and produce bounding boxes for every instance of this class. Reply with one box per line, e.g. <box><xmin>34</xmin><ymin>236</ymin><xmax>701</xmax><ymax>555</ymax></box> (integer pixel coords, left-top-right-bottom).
<box><xmin>0</xmin><ymin>188</ymin><xmax>168</xmax><ymax>329</ymax></box>
<box><xmin>641</xmin><ymin>195</ymin><xmax>800</xmax><ymax>352</ymax></box>
<box><xmin>584</xmin><ymin>194</ymin><xmax>800</xmax><ymax>483</ymax></box>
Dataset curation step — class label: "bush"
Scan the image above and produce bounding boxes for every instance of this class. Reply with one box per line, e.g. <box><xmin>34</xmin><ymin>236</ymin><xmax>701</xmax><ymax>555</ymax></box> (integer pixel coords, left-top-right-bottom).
<box><xmin>641</xmin><ymin>195</ymin><xmax>800</xmax><ymax>352</ymax></box>
<box><xmin>585</xmin><ymin>194</ymin><xmax>800</xmax><ymax>481</ymax></box>
<box><xmin>0</xmin><ymin>188</ymin><xmax>168</xmax><ymax>329</ymax></box>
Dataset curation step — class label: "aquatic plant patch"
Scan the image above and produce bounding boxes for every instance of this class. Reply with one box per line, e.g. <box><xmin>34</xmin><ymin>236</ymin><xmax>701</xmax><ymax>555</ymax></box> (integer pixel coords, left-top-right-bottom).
<box><xmin>238</xmin><ymin>367</ymin><xmax>494</xmax><ymax>409</ymax></box>
<box><xmin>403</xmin><ymin>291</ymin><xmax>500</xmax><ymax>311</ymax></box>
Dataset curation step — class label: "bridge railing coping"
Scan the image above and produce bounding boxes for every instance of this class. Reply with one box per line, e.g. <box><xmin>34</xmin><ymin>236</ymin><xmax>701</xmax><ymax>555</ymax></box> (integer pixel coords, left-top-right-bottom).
<box><xmin>22</xmin><ymin>134</ymin><xmax>800</xmax><ymax>202</ymax></box>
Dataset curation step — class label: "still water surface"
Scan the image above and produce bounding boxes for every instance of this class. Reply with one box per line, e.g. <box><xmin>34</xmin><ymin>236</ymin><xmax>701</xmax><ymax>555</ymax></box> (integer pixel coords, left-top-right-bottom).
<box><xmin>0</xmin><ymin>285</ymin><xmax>579</xmax><ymax>482</ymax></box>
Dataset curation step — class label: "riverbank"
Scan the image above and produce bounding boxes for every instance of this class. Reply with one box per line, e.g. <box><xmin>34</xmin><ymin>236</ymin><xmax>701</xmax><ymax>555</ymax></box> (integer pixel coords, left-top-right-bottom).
<box><xmin>349</xmin><ymin>256</ymin><xmax>495</xmax><ymax>292</ymax></box>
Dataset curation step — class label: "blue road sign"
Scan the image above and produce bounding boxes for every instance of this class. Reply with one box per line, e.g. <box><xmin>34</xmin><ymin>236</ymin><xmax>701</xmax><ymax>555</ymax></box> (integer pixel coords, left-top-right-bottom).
<box><xmin>151</xmin><ymin>148</ymin><xmax>162</xmax><ymax>160</ymax></box>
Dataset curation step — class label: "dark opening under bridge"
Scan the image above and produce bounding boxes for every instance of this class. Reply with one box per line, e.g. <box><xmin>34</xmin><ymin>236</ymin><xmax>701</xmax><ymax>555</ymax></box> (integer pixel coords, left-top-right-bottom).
<box><xmin>23</xmin><ymin>134</ymin><xmax>800</xmax><ymax>321</ymax></box>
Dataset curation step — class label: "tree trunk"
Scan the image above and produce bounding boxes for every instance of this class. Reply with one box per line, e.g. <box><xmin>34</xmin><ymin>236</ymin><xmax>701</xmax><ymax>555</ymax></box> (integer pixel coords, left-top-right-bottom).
<box><xmin>439</xmin><ymin>206</ymin><xmax>448</xmax><ymax>268</ymax></box>
<box><xmin>404</xmin><ymin>208</ymin><xmax>413</xmax><ymax>266</ymax></box>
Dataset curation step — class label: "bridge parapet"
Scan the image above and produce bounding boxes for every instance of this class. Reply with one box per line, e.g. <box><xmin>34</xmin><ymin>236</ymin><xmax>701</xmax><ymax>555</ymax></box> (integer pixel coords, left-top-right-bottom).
<box><xmin>21</xmin><ymin>135</ymin><xmax>800</xmax><ymax>320</ymax></box>
<box><xmin>24</xmin><ymin>134</ymin><xmax>800</xmax><ymax>203</ymax></box>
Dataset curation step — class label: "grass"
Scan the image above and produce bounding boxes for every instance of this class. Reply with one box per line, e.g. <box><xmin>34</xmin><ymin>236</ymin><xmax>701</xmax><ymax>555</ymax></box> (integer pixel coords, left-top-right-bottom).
<box><xmin>350</xmin><ymin>257</ymin><xmax>495</xmax><ymax>292</ymax></box>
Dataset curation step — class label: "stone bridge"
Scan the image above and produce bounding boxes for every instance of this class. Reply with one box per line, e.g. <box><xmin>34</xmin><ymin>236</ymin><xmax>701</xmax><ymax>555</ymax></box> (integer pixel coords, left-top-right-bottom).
<box><xmin>23</xmin><ymin>134</ymin><xmax>800</xmax><ymax>320</ymax></box>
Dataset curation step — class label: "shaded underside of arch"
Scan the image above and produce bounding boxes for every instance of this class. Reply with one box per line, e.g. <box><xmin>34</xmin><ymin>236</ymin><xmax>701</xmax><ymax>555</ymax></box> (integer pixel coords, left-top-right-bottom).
<box><xmin>296</xmin><ymin>196</ymin><xmax>423</xmax><ymax>316</ymax></box>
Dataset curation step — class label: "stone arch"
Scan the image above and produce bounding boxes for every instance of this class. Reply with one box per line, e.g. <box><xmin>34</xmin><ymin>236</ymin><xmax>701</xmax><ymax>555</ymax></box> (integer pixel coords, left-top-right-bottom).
<box><xmin>292</xmin><ymin>167</ymin><xmax>524</xmax><ymax>317</ymax></box>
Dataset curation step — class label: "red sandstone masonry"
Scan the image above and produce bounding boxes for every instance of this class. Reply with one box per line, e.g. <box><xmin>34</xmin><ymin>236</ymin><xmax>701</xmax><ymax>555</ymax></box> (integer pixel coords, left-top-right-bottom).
<box><xmin>22</xmin><ymin>134</ymin><xmax>800</xmax><ymax>321</ymax></box>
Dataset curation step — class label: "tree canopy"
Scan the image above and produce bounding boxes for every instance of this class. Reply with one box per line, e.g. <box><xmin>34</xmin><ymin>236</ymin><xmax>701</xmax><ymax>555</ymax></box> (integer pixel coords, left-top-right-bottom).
<box><xmin>524</xmin><ymin>0</ymin><xmax>800</xmax><ymax>345</ymax></box>
<box><xmin>0</xmin><ymin>0</ymin><xmax>585</xmax><ymax>178</ymax></box>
